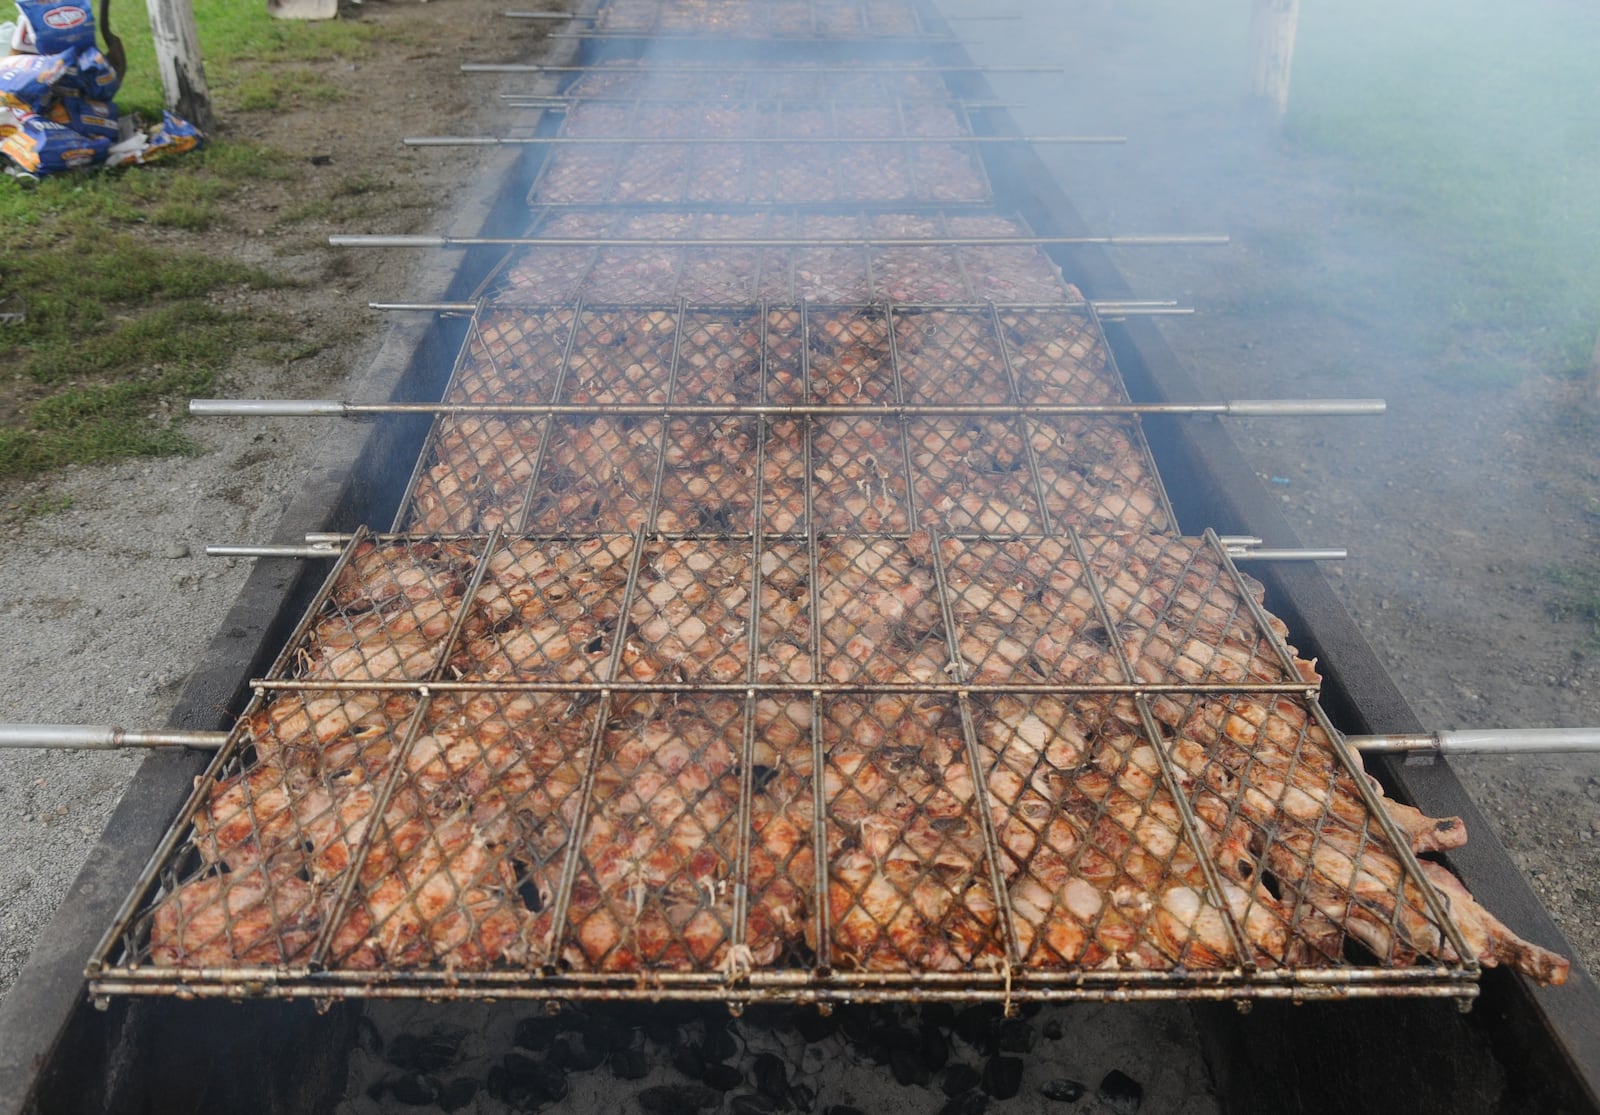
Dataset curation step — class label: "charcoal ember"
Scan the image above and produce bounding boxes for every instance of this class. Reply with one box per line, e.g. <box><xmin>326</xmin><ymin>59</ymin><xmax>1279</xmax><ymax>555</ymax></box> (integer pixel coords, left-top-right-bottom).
<box><xmin>1097</xmin><ymin>1070</ymin><xmax>1143</xmax><ymax>1112</ymax></box>
<box><xmin>518</xmin><ymin>1017</ymin><xmax>563</xmax><ymax>1049</ymax></box>
<box><xmin>921</xmin><ymin>1003</ymin><xmax>957</xmax><ymax>1030</ymax></box>
<box><xmin>437</xmin><ymin>1076</ymin><xmax>479</xmax><ymax>1112</ymax></box>
<box><xmin>940</xmin><ymin>1093</ymin><xmax>989</xmax><ymax>1115</ymax></box>
<box><xmin>954</xmin><ymin>1005</ymin><xmax>1003</xmax><ymax>1052</ymax></box>
<box><xmin>789</xmin><ymin>1083</ymin><xmax>816</xmax><ymax>1111</ymax></box>
<box><xmin>1041</xmin><ymin>1079</ymin><xmax>1086</xmax><ymax>1103</ymax></box>
<box><xmin>705</xmin><ymin>1023</ymin><xmax>741</xmax><ymax>1062</ymax></box>
<box><xmin>997</xmin><ymin>1019</ymin><xmax>1036</xmax><ymax>1054</ymax></box>
<box><xmin>386</xmin><ymin>1030</ymin><xmax>465</xmax><ymax>1074</ymax></box>
<box><xmin>921</xmin><ymin>1025</ymin><xmax>950</xmax><ymax>1071</ymax></box>
<box><xmin>982</xmin><ymin>1056</ymin><xmax>1024</xmax><ymax>1100</ymax></box>
<box><xmin>942</xmin><ymin>1063</ymin><xmax>981</xmax><ymax>1097</ymax></box>
<box><xmin>794</xmin><ymin>1008</ymin><xmax>839</xmax><ymax>1043</ymax></box>
<box><xmin>1041</xmin><ymin>1018</ymin><xmax>1065</xmax><ymax>1042</ymax></box>
<box><xmin>824</xmin><ymin>1107</ymin><xmax>865</xmax><ymax>1115</ymax></box>
<box><xmin>751</xmin><ymin>1051</ymin><xmax>790</xmax><ymax>1100</ymax></box>
<box><xmin>386</xmin><ymin>1074</ymin><xmax>439</xmax><ymax>1106</ymax></box>
<box><xmin>672</xmin><ymin>1040</ymin><xmax>707</xmax><ymax>1081</ymax></box>
<box><xmin>581</xmin><ymin>1020</ymin><xmax>619</xmax><ymax>1057</ymax></box>
<box><xmin>354</xmin><ymin>1015</ymin><xmax>383</xmax><ymax>1056</ymax></box>
<box><xmin>612</xmin><ymin>1047</ymin><xmax>651</xmax><ymax>1082</ymax></box>
<box><xmin>554</xmin><ymin>1031</ymin><xmax>607</xmax><ymax>1072</ymax></box>
<box><xmin>891</xmin><ymin>1047</ymin><xmax>931</xmax><ymax>1087</ymax></box>
<box><xmin>704</xmin><ymin>1062</ymin><xmax>743</xmax><ymax>1091</ymax></box>
<box><xmin>638</xmin><ymin>1083</ymin><xmax>723</xmax><ymax>1113</ymax></box>
<box><xmin>487</xmin><ymin>1061</ymin><xmax>556</xmax><ymax>1113</ymax></box>
<box><xmin>731</xmin><ymin>1095</ymin><xmax>783</xmax><ymax>1115</ymax></box>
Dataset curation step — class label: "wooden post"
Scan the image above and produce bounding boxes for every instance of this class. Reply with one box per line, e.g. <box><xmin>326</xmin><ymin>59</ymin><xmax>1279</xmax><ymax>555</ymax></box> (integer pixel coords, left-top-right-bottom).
<box><xmin>1248</xmin><ymin>0</ymin><xmax>1300</xmax><ymax>123</ymax></box>
<box><xmin>144</xmin><ymin>0</ymin><xmax>213</xmax><ymax>133</ymax></box>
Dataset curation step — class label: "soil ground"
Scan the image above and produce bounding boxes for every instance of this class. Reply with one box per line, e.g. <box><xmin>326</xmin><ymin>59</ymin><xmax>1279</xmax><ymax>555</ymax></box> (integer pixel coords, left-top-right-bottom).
<box><xmin>1</xmin><ymin>0</ymin><xmax>1595</xmax><ymax>1029</ymax></box>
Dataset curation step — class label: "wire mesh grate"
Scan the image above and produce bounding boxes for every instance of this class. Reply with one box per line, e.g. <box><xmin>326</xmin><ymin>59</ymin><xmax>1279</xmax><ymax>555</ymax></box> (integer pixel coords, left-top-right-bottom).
<box><xmin>394</xmin><ymin>304</ymin><xmax>1170</xmax><ymax>539</ymax></box>
<box><xmin>527</xmin><ymin>100</ymin><xmax>992</xmax><ymax>207</ymax></box>
<box><xmin>557</xmin><ymin>61</ymin><xmax>957</xmax><ymax>103</ymax></box>
<box><xmin>591</xmin><ymin>0</ymin><xmax>935</xmax><ymax>39</ymax></box>
<box><xmin>91</xmin><ymin>531</ymin><xmax>1478</xmax><ymax>1003</ymax></box>
<box><xmin>474</xmin><ymin>210</ymin><xmax>1078</xmax><ymax>305</ymax></box>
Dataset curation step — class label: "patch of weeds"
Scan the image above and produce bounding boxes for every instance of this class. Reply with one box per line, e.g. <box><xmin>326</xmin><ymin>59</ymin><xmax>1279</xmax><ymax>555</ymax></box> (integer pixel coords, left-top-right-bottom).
<box><xmin>25</xmin><ymin>303</ymin><xmax>251</xmax><ymax>385</ymax></box>
<box><xmin>333</xmin><ymin>174</ymin><xmax>388</xmax><ymax>198</ymax></box>
<box><xmin>150</xmin><ymin>201</ymin><xmax>224</xmax><ymax>231</ymax></box>
<box><xmin>228</xmin><ymin>68</ymin><xmax>344</xmax><ymax>113</ymax></box>
<box><xmin>0</xmin><ymin>368</ymin><xmax>213</xmax><ymax>479</ymax></box>
<box><xmin>199</xmin><ymin>141</ymin><xmax>304</xmax><ymax>183</ymax></box>
<box><xmin>1545</xmin><ymin>564</ymin><xmax>1600</xmax><ymax>649</ymax></box>
<box><xmin>0</xmin><ymin>492</ymin><xmax>74</xmax><ymax>526</ymax></box>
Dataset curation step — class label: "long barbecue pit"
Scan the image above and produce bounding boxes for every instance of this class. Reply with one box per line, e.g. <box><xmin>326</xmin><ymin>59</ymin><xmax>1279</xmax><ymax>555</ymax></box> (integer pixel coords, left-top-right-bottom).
<box><xmin>5</xmin><ymin>1</ymin><xmax>1598</xmax><ymax>1111</ymax></box>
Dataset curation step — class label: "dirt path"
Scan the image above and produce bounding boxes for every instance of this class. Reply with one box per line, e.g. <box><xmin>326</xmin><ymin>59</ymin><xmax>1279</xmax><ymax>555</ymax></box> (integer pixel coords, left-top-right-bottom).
<box><xmin>0</xmin><ymin>0</ymin><xmax>559</xmax><ymax>1000</ymax></box>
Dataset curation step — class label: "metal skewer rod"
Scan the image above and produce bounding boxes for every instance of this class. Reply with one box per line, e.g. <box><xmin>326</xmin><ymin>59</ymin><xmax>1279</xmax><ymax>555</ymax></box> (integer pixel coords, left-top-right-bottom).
<box><xmin>404</xmin><ymin>134</ymin><xmax>1126</xmax><ymax>147</ymax></box>
<box><xmin>549</xmin><ymin>32</ymin><xmax>964</xmax><ymax>42</ymax></box>
<box><xmin>368</xmin><ymin>300</ymin><xmax>1189</xmax><ymax>315</ymax></box>
<box><xmin>190</xmin><ymin>398</ymin><xmax>1385</xmax><ymax>418</ymax></box>
<box><xmin>1347</xmin><ymin>729</ymin><xmax>1600</xmax><ymax>755</ymax></box>
<box><xmin>1227</xmin><ymin>547</ymin><xmax>1347</xmax><ymax>562</ymax></box>
<box><xmin>498</xmin><ymin>96</ymin><xmax>1026</xmax><ymax>110</ymax></box>
<box><xmin>461</xmin><ymin>62</ymin><xmax>1064</xmax><ymax>74</ymax></box>
<box><xmin>0</xmin><ymin>725</ymin><xmax>227</xmax><ymax>751</ymax></box>
<box><xmin>332</xmin><ymin>233</ymin><xmax>1230</xmax><ymax>249</ymax></box>
<box><xmin>204</xmin><ymin>544</ymin><xmax>343</xmax><ymax>559</ymax></box>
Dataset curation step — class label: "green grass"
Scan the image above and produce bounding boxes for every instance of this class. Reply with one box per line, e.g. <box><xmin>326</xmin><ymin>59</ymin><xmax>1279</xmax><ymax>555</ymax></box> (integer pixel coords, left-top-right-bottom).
<box><xmin>1545</xmin><ymin>564</ymin><xmax>1600</xmax><ymax>649</ymax></box>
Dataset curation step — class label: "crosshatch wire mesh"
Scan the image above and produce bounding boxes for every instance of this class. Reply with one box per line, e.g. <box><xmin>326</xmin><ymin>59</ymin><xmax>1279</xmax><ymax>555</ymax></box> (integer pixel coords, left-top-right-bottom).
<box><xmin>89</xmin><ymin>529</ymin><xmax>1479</xmax><ymax>1004</ymax></box>
<box><xmin>396</xmin><ymin>303</ymin><xmax>1175</xmax><ymax>539</ymax></box>
<box><xmin>473</xmin><ymin>210</ymin><xmax>1079</xmax><ymax>307</ymax></box>
<box><xmin>558</xmin><ymin>60</ymin><xmax>956</xmax><ymax>102</ymax></box>
<box><xmin>591</xmin><ymin>0</ymin><xmax>934</xmax><ymax>38</ymax></box>
<box><xmin>527</xmin><ymin>100</ymin><xmax>994</xmax><ymax>207</ymax></box>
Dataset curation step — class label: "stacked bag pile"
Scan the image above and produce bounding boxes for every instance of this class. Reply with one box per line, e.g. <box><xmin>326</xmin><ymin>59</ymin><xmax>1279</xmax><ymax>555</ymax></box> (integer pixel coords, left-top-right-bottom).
<box><xmin>1</xmin><ymin>0</ymin><xmax>199</xmax><ymax>176</ymax></box>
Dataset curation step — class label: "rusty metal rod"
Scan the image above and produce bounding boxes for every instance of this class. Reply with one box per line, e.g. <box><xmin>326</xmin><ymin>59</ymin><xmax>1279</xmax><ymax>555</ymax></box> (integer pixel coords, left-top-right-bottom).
<box><xmin>0</xmin><ymin>725</ymin><xmax>227</xmax><ymax>750</ymax></box>
<box><xmin>190</xmin><ymin>398</ymin><xmax>1385</xmax><ymax>418</ymax></box>
<box><xmin>1348</xmin><ymin>729</ymin><xmax>1600</xmax><ymax>755</ymax></box>
<box><xmin>332</xmin><ymin>233</ymin><xmax>1230</xmax><ymax>249</ymax></box>
<box><xmin>404</xmin><ymin>133</ymin><xmax>1125</xmax><ymax>146</ymax></box>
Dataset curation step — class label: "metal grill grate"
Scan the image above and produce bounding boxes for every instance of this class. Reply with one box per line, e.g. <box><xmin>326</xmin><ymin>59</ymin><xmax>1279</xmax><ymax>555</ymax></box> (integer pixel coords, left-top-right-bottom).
<box><xmin>475</xmin><ymin>210</ymin><xmax>1078</xmax><ymax>305</ymax></box>
<box><xmin>590</xmin><ymin>0</ymin><xmax>936</xmax><ymax>39</ymax></box>
<box><xmin>394</xmin><ymin>303</ymin><xmax>1171</xmax><ymax>538</ymax></box>
<box><xmin>557</xmin><ymin>62</ymin><xmax>960</xmax><ymax>102</ymax></box>
<box><xmin>88</xmin><ymin>530</ymin><xmax>1478</xmax><ymax>1003</ymax></box>
<box><xmin>527</xmin><ymin>100</ymin><xmax>994</xmax><ymax>207</ymax></box>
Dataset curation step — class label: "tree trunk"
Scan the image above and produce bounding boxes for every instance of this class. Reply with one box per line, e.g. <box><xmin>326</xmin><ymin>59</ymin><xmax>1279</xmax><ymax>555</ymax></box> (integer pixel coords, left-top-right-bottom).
<box><xmin>1248</xmin><ymin>0</ymin><xmax>1300</xmax><ymax>123</ymax></box>
<box><xmin>143</xmin><ymin>0</ymin><xmax>213</xmax><ymax>133</ymax></box>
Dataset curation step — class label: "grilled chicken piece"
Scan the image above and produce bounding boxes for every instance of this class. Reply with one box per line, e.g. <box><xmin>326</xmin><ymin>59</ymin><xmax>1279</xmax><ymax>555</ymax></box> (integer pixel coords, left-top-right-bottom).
<box><xmin>1419</xmin><ymin>862</ymin><xmax>1569</xmax><ymax>986</ymax></box>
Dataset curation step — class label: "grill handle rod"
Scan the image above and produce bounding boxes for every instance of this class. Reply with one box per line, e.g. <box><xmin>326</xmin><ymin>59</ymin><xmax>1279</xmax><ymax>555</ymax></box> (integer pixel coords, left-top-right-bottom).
<box><xmin>0</xmin><ymin>725</ymin><xmax>227</xmax><ymax>751</ymax></box>
<box><xmin>1348</xmin><ymin>729</ymin><xmax>1600</xmax><ymax>756</ymax></box>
